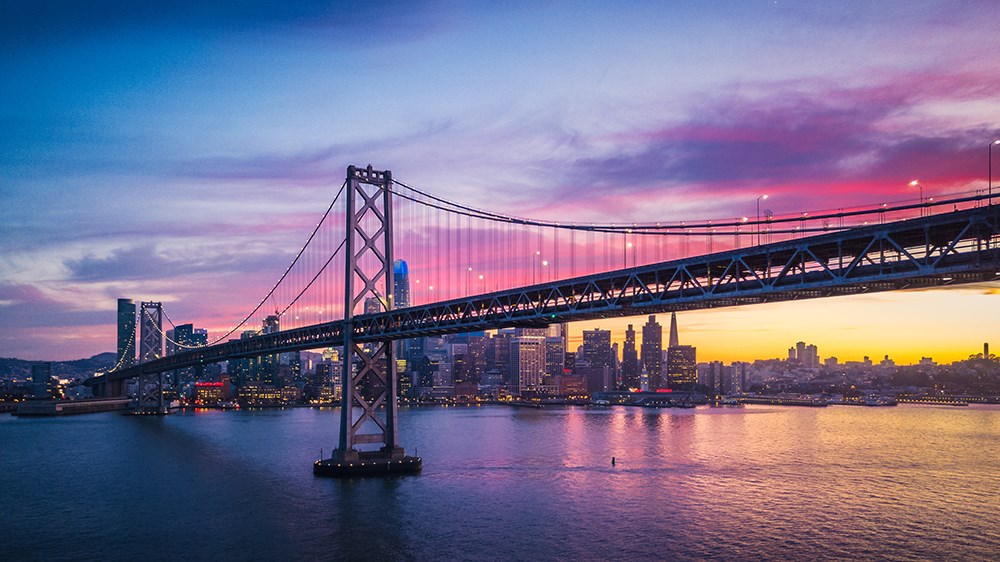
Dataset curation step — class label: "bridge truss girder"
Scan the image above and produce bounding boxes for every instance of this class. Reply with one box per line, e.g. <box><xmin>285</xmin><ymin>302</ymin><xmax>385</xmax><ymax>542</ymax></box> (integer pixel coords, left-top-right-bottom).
<box><xmin>353</xmin><ymin>205</ymin><xmax>1000</xmax><ymax>338</ymax></box>
<box><xmin>93</xmin><ymin>205</ymin><xmax>1000</xmax><ymax>384</ymax></box>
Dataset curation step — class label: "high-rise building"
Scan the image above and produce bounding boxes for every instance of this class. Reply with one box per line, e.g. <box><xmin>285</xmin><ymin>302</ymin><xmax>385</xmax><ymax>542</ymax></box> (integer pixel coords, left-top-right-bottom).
<box><xmin>579</xmin><ymin>329</ymin><xmax>613</xmax><ymax>393</ymax></box>
<box><xmin>666</xmin><ymin>346</ymin><xmax>697</xmax><ymax>388</ymax></box>
<box><xmin>804</xmin><ymin>344</ymin><xmax>819</xmax><ymax>368</ymax></box>
<box><xmin>393</xmin><ymin>259</ymin><xmax>410</xmax><ymax>309</ymax></box>
<box><xmin>641</xmin><ymin>315</ymin><xmax>662</xmax><ymax>388</ymax></box>
<box><xmin>788</xmin><ymin>341</ymin><xmax>820</xmax><ymax>368</ymax></box>
<box><xmin>669</xmin><ymin>311</ymin><xmax>680</xmax><ymax>348</ymax></box>
<box><xmin>166</xmin><ymin>323</ymin><xmax>207</xmax><ymax>386</ymax></box>
<box><xmin>666</xmin><ymin>312</ymin><xmax>697</xmax><ymax>388</ymax></box>
<box><xmin>450</xmin><ymin>342</ymin><xmax>469</xmax><ymax>386</ymax></box>
<box><xmin>581</xmin><ymin>329</ymin><xmax>613</xmax><ymax>369</ymax></box>
<box><xmin>31</xmin><ymin>362</ymin><xmax>52</xmax><ymax>399</ymax></box>
<box><xmin>116</xmin><ymin>298</ymin><xmax>136</xmax><ymax>369</ymax></box>
<box><xmin>509</xmin><ymin>336</ymin><xmax>546</xmax><ymax>395</ymax></box>
<box><xmin>466</xmin><ymin>334</ymin><xmax>488</xmax><ymax>384</ymax></box>
<box><xmin>227</xmin><ymin>330</ymin><xmax>261</xmax><ymax>386</ymax></box>
<box><xmin>393</xmin><ymin>259</ymin><xmax>413</xmax><ymax>396</ymax></box>
<box><xmin>544</xmin><ymin>336</ymin><xmax>565</xmax><ymax>378</ymax></box>
<box><xmin>488</xmin><ymin>330</ymin><xmax>513</xmax><ymax>387</ymax></box>
<box><xmin>621</xmin><ymin>324</ymin><xmax>639</xmax><ymax>390</ymax></box>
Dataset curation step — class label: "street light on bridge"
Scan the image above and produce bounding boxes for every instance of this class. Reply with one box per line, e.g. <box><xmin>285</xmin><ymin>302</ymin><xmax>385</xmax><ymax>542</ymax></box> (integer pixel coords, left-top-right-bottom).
<box><xmin>990</xmin><ymin>139</ymin><xmax>1000</xmax><ymax>204</ymax></box>
<box><xmin>909</xmin><ymin>180</ymin><xmax>924</xmax><ymax>216</ymax></box>
<box><xmin>756</xmin><ymin>194</ymin><xmax>768</xmax><ymax>245</ymax></box>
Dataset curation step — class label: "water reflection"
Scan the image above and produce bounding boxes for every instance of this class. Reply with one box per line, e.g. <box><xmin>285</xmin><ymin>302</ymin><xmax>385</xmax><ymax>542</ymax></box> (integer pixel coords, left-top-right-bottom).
<box><xmin>3</xmin><ymin>404</ymin><xmax>999</xmax><ymax>560</ymax></box>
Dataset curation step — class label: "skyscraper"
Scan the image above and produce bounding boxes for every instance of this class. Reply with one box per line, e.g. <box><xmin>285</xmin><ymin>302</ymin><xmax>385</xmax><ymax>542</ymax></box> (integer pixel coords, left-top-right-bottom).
<box><xmin>641</xmin><ymin>315</ymin><xmax>662</xmax><ymax>388</ymax></box>
<box><xmin>621</xmin><ymin>324</ymin><xmax>639</xmax><ymax>390</ymax></box>
<box><xmin>544</xmin><ymin>336</ymin><xmax>565</xmax><ymax>378</ymax></box>
<box><xmin>31</xmin><ymin>362</ymin><xmax>52</xmax><ymax>399</ymax></box>
<box><xmin>580</xmin><ymin>329</ymin><xmax>613</xmax><ymax>393</ymax></box>
<box><xmin>393</xmin><ymin>259</ymin><xmax>411</xmax><ymax>309</ymax></box>
<box><xmin>167</xmin><ymin>323</ymin><xmax>209</xmax><ymax>385</ymax></box>
<box><xmin>116</xmin><ymin>298</ymin><xmax>136</xmax><ymax>369</ymax></box>
<box><xmin>666</xmin><ymin>312</ymin><xmax>697</xmax><ymax>388</ymax></box>
<box><xmin>259</xmin><ymin>315</ymin><xmax>280</xmax><ymax>384</ymax></box>
<box><xmin>581</xmin><ymin>329</ymin><xmax>613</xmax><ymax>368</ymax></box>
<box><xmin>669</xmin><ymin>311</ymin><xmax>680</xmax><ymax>348</ymax></box>
<box><xmin>393</xmin><ymin>259</ymin><xmax>421</xmax><ymax>396</ymax></box>
<box><xmin>509</xmin><ymin>335</ymin><xmax>546</xmax><ymax>396</ymax></box>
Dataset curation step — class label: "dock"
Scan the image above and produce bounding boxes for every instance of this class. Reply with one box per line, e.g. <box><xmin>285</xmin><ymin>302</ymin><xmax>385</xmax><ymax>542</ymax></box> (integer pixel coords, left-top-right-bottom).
<box><xmin>14</xmin><ymin>398</ymin><xmax>132</xmax><ymax>417</ymax></box>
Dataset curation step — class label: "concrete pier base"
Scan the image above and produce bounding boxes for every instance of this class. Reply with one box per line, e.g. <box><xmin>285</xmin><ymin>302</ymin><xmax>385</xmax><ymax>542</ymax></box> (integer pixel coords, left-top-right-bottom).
<box><xmin>129</xmin><ymin>405</ymin><xmax>173</xmax><ymax>416</ymax></box>
<box><xmin>313</xmin><ymin>448</ymin><xmax>422</xmax><ymax>478</ymax></box>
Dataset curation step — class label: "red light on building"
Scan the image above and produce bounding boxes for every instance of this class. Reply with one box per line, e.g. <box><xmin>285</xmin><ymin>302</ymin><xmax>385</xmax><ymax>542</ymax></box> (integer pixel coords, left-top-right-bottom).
<box><xmin>195</xmin><ymin>382</ymin><xmax>224</xmax><ymax>387</ymax></box>
<box><xmin>655</xmin><ymin>388</ymin><xmax>673</xmax><ymax>393</ymax></box>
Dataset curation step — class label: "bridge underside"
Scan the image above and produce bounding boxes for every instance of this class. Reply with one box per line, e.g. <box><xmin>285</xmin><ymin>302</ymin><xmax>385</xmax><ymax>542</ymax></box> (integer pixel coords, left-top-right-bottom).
<box><xmin>91</xmin><ymin>204</ymin><xmax>1000</xmax><ymax>384</ymax></box>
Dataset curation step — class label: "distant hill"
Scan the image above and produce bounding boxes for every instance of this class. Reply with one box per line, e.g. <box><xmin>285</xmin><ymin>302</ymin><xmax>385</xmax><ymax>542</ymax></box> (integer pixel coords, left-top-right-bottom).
<box><xmin>0</xmin><ymin>353</ymin><xmax>117</xmax><ymax>380</ymax></box>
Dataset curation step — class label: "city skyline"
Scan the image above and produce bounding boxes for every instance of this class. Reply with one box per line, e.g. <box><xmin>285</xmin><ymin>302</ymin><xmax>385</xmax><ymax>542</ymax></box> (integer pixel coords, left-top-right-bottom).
<box><xmin>3</xmin><ymin>2</ymin><xmax>1000</xmax><ymax>361</ymax></box>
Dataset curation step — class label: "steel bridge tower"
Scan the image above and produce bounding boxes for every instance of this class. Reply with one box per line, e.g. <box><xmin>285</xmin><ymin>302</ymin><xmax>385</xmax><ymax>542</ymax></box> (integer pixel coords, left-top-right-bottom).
<box><xmin>138</xmin><ymin>301</ymin><xmax>166</xmax><ymax>414</ymax></box>
<box><xmin>317</xmin><ymin>165</ymin><xmax>421</xmax><ymax>476</ymax></box>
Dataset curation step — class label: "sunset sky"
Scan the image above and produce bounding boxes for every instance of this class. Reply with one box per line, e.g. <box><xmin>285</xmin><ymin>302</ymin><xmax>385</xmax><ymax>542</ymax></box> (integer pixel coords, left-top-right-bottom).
<box><xmin>2</xmin><ymin>1</ymin><xmax>1000</xmax><ymax>363</ymax></box>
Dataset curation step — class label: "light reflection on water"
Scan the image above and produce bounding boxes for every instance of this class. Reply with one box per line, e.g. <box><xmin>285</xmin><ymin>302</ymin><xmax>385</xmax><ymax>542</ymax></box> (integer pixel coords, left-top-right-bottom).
<box><xmin>2</xmin><ymin>404</ymin><xmax>998</xmax><ymax>561</ymax></box>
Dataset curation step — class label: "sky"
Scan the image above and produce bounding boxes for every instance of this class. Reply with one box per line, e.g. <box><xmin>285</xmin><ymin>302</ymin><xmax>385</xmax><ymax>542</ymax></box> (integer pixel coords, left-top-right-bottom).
<box><xmin>2</xmin><ymin>1</ymin><xmax>1000</xmax><ymax>363</ymax></box>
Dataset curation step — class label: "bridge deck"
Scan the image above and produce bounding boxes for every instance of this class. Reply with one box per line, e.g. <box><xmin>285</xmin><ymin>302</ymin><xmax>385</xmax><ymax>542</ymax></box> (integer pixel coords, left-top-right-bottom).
<box><xmin>90</xmin><ymin>205</ymin><xmax>1000</xmax><ymax>383</ymax></box>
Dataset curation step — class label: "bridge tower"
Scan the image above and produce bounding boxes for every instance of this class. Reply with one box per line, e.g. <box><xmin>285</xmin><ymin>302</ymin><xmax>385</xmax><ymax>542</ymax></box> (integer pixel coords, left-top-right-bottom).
<box><xmin>317</xmin><ymin>165</ymin><xmax>421</xmax><ymax>476</ymax></box>
<box><xmin>137</xmin><ymin>301</ymin><xmax>166</xmax><ymax>414</ymax></box>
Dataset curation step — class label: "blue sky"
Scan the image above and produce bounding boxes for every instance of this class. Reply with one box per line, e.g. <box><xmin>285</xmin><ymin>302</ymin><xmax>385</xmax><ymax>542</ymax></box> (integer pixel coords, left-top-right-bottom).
<box><xmin>2</xmin><ymin>1</ymin><xmax>1000</xmax><ymax>361</ymax></box>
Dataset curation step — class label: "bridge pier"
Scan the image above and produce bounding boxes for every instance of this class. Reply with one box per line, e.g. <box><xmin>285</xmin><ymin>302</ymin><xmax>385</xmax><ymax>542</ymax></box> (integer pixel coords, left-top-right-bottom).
<box><xmin>314</xmin><ymin>165</ymin><xmax>421</xmax><ymax>478</ymax></box>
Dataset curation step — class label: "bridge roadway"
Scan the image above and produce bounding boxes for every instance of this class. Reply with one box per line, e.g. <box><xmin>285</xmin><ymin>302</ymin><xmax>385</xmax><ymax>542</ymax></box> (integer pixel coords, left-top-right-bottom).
<box><xmin>91</xmin><ymin>204</ymin><xmax>1000</xmax><ymax>384</ymax></box>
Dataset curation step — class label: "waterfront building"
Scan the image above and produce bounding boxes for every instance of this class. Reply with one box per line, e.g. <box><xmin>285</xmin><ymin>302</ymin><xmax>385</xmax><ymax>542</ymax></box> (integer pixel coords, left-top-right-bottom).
<box><xmin>166</xmin><ymin>323</ymin><xmax>209</xmax><ymax>386</ymax></box>
<box><xmin>555</xmin><ymin>374</ymin><xmax>588</xmax><ymax>397</ymax></box>
<box><xmin>237</xmin><ymin>383</ymin><xmax>302</xmax><ymax>406</ymax></box>
<box><xmin>509</xmin><ymin>335</ymin><xmax>546</xmax><ymax>396</ymax></box>
<box><xmin>193</xmin><ymin>378</ymin><xmax>232</xmax><ymax>406</ymax></box>
<box><xmin>227</xmin><ymin>330</ymin><xmax>263</xmax><ymax>386</ymax></box>
<box><xmin>31</xmin><ymin>362</ymin><xmax>52</xmax><ymax>399</ymax></box>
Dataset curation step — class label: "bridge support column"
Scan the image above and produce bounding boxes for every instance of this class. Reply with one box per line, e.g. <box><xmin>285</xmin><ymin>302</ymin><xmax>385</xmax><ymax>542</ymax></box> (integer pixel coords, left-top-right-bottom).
<box><xmin>136</xmin><ymin>371</ymin><xmax>167</xmax><ymax>415</ymax></box>
<box><xmin>134</xmin><ymin>302</ymin><xmax>168</xmax><ymax>415</ymax></box>
<box><xmin>315</xmin><ymin>165</ymin><xmax>420</xmax><ymax>477</ymax></box>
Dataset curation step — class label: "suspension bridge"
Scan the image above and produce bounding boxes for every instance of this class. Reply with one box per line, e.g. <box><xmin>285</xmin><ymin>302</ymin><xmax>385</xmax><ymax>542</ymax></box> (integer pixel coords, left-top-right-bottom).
<box><xmin>87</xmin><ymin>165</ymin><xmax>1000</xmax><ymax>476</ymax></box>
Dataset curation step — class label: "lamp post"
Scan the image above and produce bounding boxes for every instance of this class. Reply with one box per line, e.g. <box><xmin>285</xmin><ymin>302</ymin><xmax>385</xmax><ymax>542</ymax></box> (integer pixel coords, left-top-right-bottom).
<box><xmin>990</xmin><ymin>140</ymin><xmax>1000</xmax><ymax>204</ymax></box>
<box><xmin>909</xmin><ymin>180</ymin><xmax>923</xmax><ymax>216</ymax></box>
<box><xmin>756</xmin><ymin>194</ymin><xmax>768</xmax><ymax>245</ymax></box>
